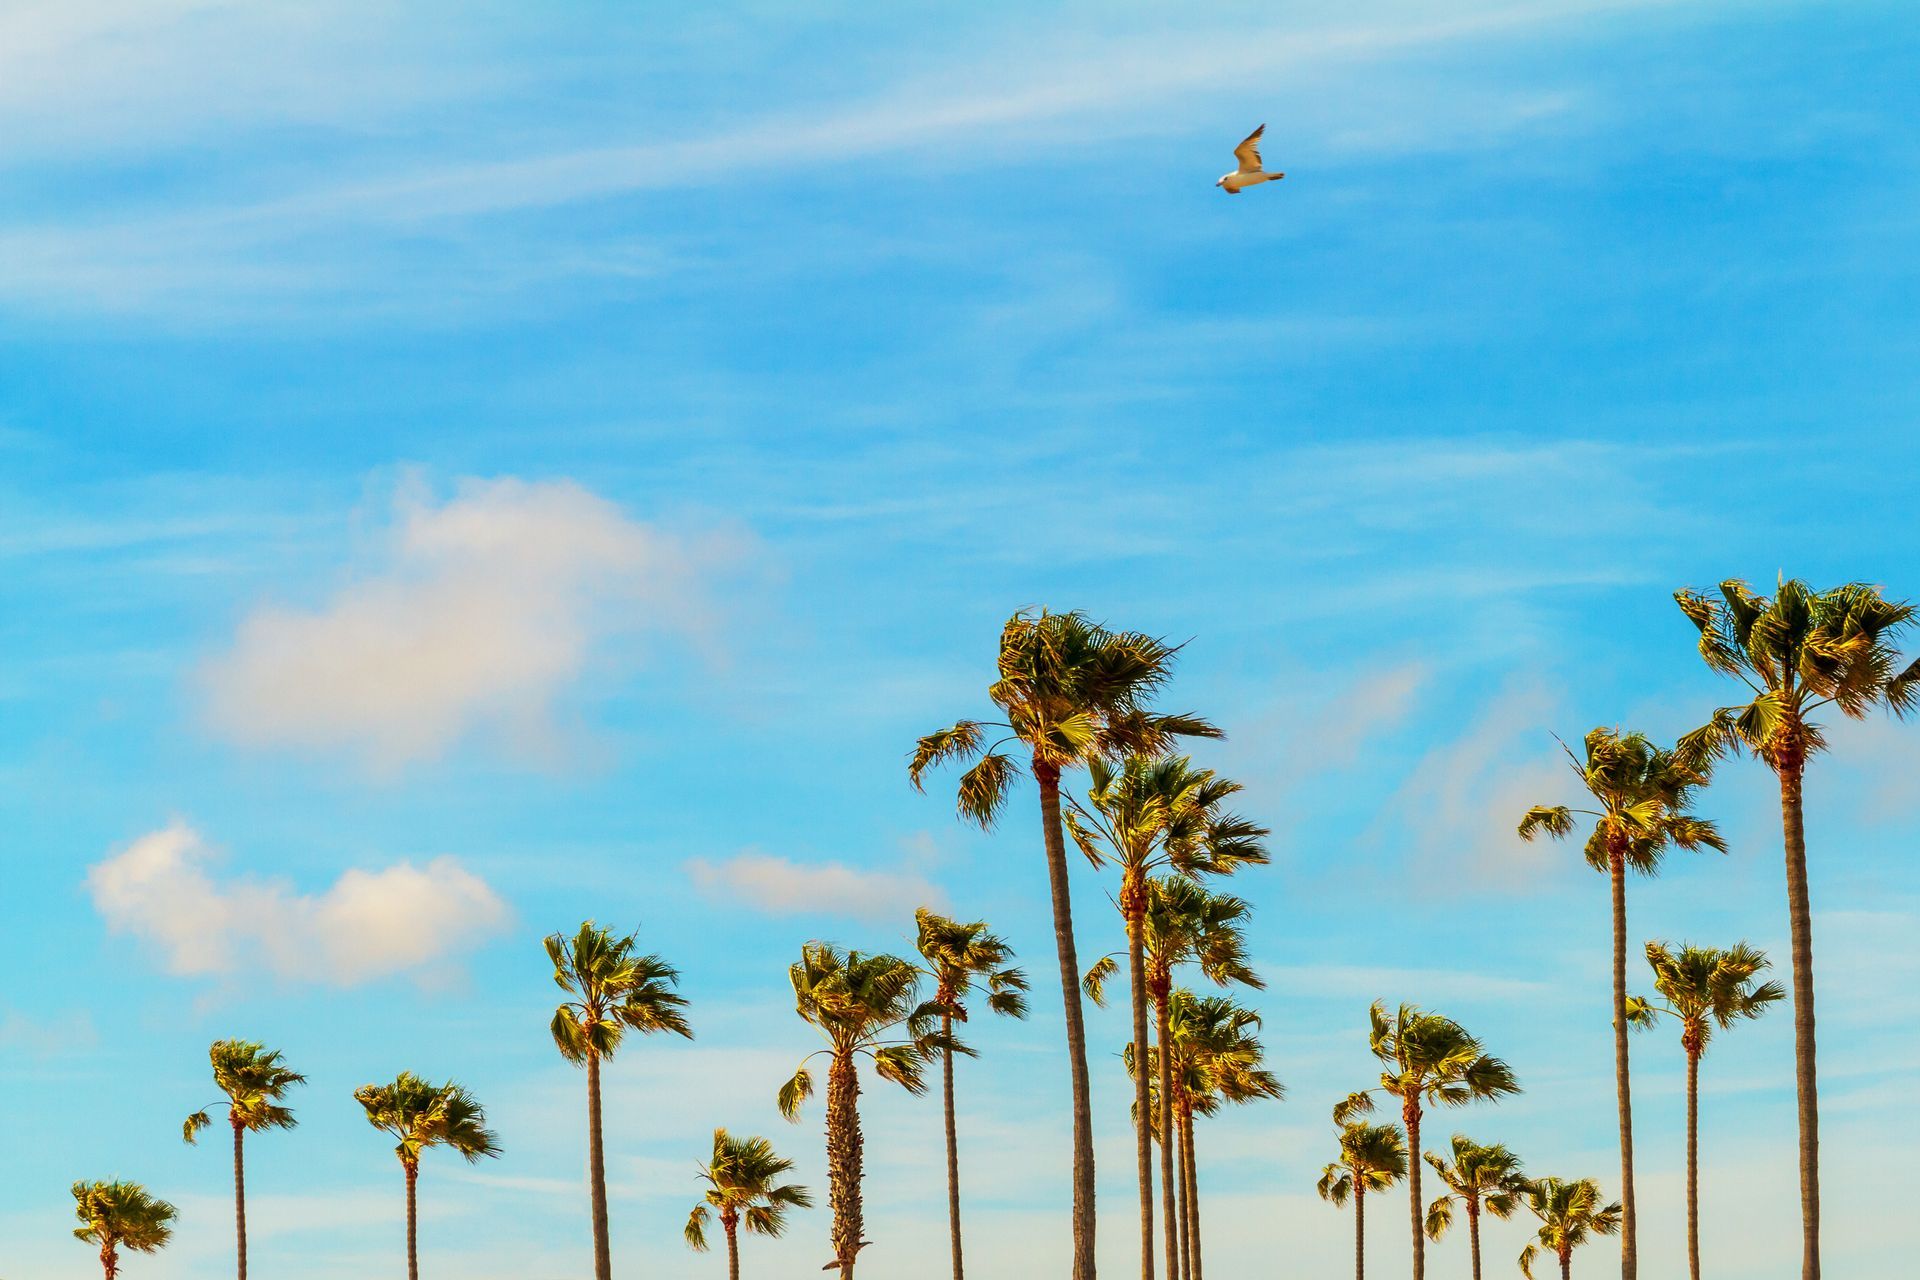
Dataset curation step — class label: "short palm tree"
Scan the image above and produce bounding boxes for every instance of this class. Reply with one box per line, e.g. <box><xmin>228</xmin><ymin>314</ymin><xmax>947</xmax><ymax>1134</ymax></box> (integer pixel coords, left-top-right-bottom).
<box><xmin>911</xmin><ymin>608</ymin><xmax>1219</xmax><ymax>1280</ymax></box>
<box><xmin>546</xmin><ymin>921</ymin><xmax>693</xmax><ymax>1280</ymax></box>
<box><xmin>1066</xmin><ymin>754</ymin><xmax>1267</xmax><ymax>1280</ymax></box>
<box><xmin>1338</xmin><ymin>1003</ymin><xmax>1519</xmax><ymax>1280</ymax></box>
<box><xmin>685</xmin><ymin>1128</ymin><xmax>813</xmax><ymax>1280</ymax></box>
<box><xmin>1090</xmin><ymin>875</ymin><xmax>1260</xmax><ymax>1280</ymax></box>
<box><xmin>1318</xmin><ymin>1121</ymin><xmax>1408</xmax><ymax>1280</ymax></box>
<box><xmin>1627</xmin><ymin>942</ymin><xmax>1783</xmax><ymax>1280</ymax></box>
<box><xmin>1165</xmin><ymin>991</ymin><xmax>1282</xmax><ymax>1280</ymax></box>
<box><xmin>354</xmin><ymin>1072</ymin><xmax>502</xmax><ymax>1280</ymax></box>
<box><xmin>1520</xmin><ymin>726</ymin><xmax>1724</xmax><ymax>1280</ymax></box>
<box><xmin>779</xmin><ymin>942</ymin><xmax>935</xmax><ymax>1280</ymax></box>
<box><xmin>72</xmin><ymin>1181</ymin><xmax>177</xmax><ymax>1279</ymax></box>
<box><xmin>182</xmin><ymin>1039</ymin><xmax>305</xmax><ymax>1280</ymax></box>
<box><xmin>1675</xmin><ymin>577</ymin><xmax>1917</xmax><ymax>1280</ymax></box>
<box><xmin>1423</xmin><ymin>1136</ymin><xmax>1526</xmax><ymax>1280</ymax></box>
<box><xmin>1518</xmin><ymin>1178</ymin><xmax>1623</xmax><ymax>1280</ymax></box>
<box><xmin>913</xmin><ymin>908</ymin><xmax>1028</xmax><ymax>1280</ymax></box>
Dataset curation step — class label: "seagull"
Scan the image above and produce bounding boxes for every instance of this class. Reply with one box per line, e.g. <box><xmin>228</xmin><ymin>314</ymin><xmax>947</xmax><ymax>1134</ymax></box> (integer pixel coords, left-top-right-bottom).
<box><xmin>1217</xmin><ymin>124</ymin><xmax>1283</xmax><ymax>194</ymax></box>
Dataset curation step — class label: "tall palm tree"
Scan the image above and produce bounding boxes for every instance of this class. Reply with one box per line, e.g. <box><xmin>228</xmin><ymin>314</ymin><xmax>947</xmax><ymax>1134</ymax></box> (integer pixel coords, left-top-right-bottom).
<box><xmin>547</xmin><ymin>921</ymin><xmax>693</xmax><ymax>1280</ymax></box>
<box><xmin>1674</xmin><ymin>578</ymin><xmax>1917</xmax><ymax>1280</ymax></box>
<box><xmin>182</xmin><ymin>1039</ymin><xmax>305</xmax><ymax>1280</ymax></box>
<box><xmin>72</xmin><ymin>1181</ymin><xmax>177</xmax><ymax>1279</ymax></box>
<box><xmin>911</xmin><ymin>608</ymin><xmax>1220</xmax><ymax>1280</ymax></box>
<box><xmin>913</xmin><ymin>908</ymin><xmax>1029</xmax><ymax>1280</ymax></box>
<box><xmin>1067</xmin><ymin>754</ymin><xmax>1267</xmax><ymax>1280</ymax></box>
<box><xmin>354</xmin><ymin>1072</ymin><xmax>503</xmax><ymax>1280</ymax></box>
<box><xmin>1423</xmin><ymin>1136</ymin><xmax>1526</xmax><ymax>1280</ymax></box>
<box><xmin>1164</xmin><ymin>990</ymin><xmax>1283</xmax><ymax>1280</ymax></box>
<box><xmin>1520</xmin><ymin>727</ymin><xmax>1724</xmax><ymax>1280</ymax></box>
<box><xmin>1318</xmin><ymin>1121</ymin><xmax>1408</xmax><ymax>1280</ymax></box>
<box><xmin>778</xmin><ymin>942</ymin><xmax>936</xmax><ymax>1280</ymax></box>
<box><xmin>1627</xmin><ymin>942</ymin><xmax>1783</xmax><ymax>1280</ymax></box>
<box><xmin>685</xmin><ymin>1128</ymin><xmax>813</xmax><ymax>1280</ymax></box>
<box><xmin>1517</xmin><ymin>1178</ymin><xmax>1623</xmax><ymax>1280</ymax></box>
<box><xmin>1090</xmin><ymin>875</ymin><xmax>1260</xmax><ymax>1280</ymax></box>
<box><xmin>1339</xmin><ymin>1003</ymin><xmax>1519</xmax><ymax>1280</ymax></box>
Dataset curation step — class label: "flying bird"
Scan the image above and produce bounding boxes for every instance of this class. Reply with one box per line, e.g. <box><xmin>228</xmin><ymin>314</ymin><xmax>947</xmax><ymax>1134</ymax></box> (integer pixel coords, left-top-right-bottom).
<box><xmin>1217</xmin><ymin>124</ymin><xmax>1283</xmax><ymax>194</ymax></box>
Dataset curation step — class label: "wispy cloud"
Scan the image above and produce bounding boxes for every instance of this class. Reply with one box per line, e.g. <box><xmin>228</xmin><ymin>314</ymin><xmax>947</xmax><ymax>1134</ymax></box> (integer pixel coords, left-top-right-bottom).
<box><xmin>685</xmin><ymin>849</ymin><xmax>946</xmax><ymax>921</ymax></box>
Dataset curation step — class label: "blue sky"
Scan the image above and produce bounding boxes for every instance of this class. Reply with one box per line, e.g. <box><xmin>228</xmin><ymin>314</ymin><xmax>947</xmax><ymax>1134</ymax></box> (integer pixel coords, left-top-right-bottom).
<box><xmin>3</xmin><ymin>0</ymin><xmax>1919</xmax><ymax>1276</ymax></box>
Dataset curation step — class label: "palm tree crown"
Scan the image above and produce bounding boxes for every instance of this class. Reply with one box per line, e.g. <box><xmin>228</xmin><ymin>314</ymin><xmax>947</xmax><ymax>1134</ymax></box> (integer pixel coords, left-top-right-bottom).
<box><xmin>779</xmin><ymin>944</ymin><xmax>933</xmax><ymax>1110</ymax></box>
<box><xmin>183</xmin><ymin>1040</ymin><xmax>305</xmax><ymax>1143</ymax></box>
<box><xmin>1630</xmin><ymin>942</ymin><xmax>1784</xmax><ymax>1054</ymax></box>
<box><xmin>546</xmin><ymin>920</ymin><xmax>693</xmax><ymax>1063</ymax></box>
<box><xmin>685</xmin><ymin>1128</ymin><xmax>813</xmax><ymax>1249</ymax></box>
<box><xmin>355</xmin><ymin>1073</ymin><xmax>502</xmax><ymax>1169</ymax></box>
<box><xmin>1519</xmin><ymin>727</ymin><xmax>1725</xmax><ymax>872</ymax></box>
<box><xmin>1518</xmin><ymin>1178</ymin><xmax>1623</xmax><ymax>1279</ymax></box>
<box><xmin>914</xmin><ymin>909</ymin><xmax>1028</xmax><ymax>1023</ymax></box>
<box><xmin>1066</xmin><ymin>753</ymin><xmax>1268</xmax><ymax>886</ymax></box>
<box><xmin>1425</xmin><ymin>1136</ymin><xmax>1525</xmax><ymax>1238</ymax></box>
<box><xmin>1318</xmin><ymin>1121</ymin><xmax>1409</xmax><ymax>1205</ymax></box>
<box><xmin>73</xmin><ymin>1180</ymin><xmax>177</xmax><ymax>1276</ymax></box>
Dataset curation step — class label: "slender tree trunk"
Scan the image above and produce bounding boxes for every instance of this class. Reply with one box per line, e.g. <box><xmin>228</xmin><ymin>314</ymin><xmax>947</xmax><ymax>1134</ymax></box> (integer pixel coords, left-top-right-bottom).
<box><xmin>827</xmin><ymin>1049</ymin><xmax>865</xmax><ymax>1280</ymax></box>
<box><xmin>405</xmin><ymin>1160</ymin><xmax>420</xmax><ymax>1280</ymax></box>
<box><xmin>231</xmin><ymin>1117</ymin><xmax>248</xmax><ymax>1280</ymax></box>
<box><xmin>587</xmin><ymin>1052</ymin><xmax>612</xmax><ymax>1280</ymax></box>
<box><xmin>725</xmin><ymin>1216</ymin><xmax>741</xmax><ymax>1280</ymax></box>
<box><xmin>1609</xmin><ymin>847</ymin><xmax>1638</xmax><ymax>1280</ymax></box>
<box><xmin>1124</xmin><ymin>874</ymin><xmax>1157</xmax><ymax>1280</ymax></box>
<box><xmin>1036</xmin><ymin>762</ymin><xmax>1097</xmax><ymax>1280</ymax></box>
<box><xmin>1468</xmin><ymin>1197</ymin><xmax>1482</xmax><ymax>1280</ymax></box>
<box><xmin>942</xmin><ymin>1010</ymin><xmax>964</xmax><ymax>1280</ymax></box>
<box><xmin>1154</xmin><ymin>981</ymin><xmax>1180</xmax><ymax>1280</ymax></box>
<box><xmin>1560</xmin><ymin>1246</ymin><xmax>1572</xmax><ymax>1280</ymax></box>
<box><xmin>1685</xmin><ymin>1046</ymin><xmax>1700</xmax><ymax>1280</ymax></box>
<box><xmin>1171</xmin><ymin>1096</ymin><xmax>1189</xmax><ymax>1280</ymax></box>
<box><xmin>100</xmin><ymin>1242</ymin><xmax>119</xmax><ymax>1280</ymax></box>
<box><xmin>1405</xmin><ymin>1099</ymin><xmax>1424</xmax><ymax>1280</ymax></box>
<box><xmin>1777</xmin><ymin>759</ymin><xmax>1819</xmax><ymax>1280</ymax></box>
<box><xmin>1354</xmin><ymin>1183</ymin><xmax>1366</xmax><ymax>1280</ymax></box>
<box><xmin>1181</xmin><ymin>1107</ymin><xmax>1201</xmax><ymax>1280</ymax></box>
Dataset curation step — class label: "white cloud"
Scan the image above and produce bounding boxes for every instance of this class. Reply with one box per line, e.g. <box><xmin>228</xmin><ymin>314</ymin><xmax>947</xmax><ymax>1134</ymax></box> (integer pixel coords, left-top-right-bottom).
<box><xmin>0</xmin><ymin>1007</ymin><xmax>98</xmax><ymax>1059</ymax></box>
<box><xmin>198</xmin><ymin>476</ymin><xmax>736</xmax><ymax>771</ymax></box>
<box><xmin>87</xmin><ymin>821</ymin><xmax>508</xmax><ymax>985</ymax></box>
<box><xmin>685</xmin><ymin>849</ymin><xmax>945</xmax><ymax>921</ymax></box>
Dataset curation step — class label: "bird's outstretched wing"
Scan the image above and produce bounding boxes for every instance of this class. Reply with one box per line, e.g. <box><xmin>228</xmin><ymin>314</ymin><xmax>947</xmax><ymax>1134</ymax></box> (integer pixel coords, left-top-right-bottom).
<box><xmin>1234</xmin><ymin>124</ymin><xmax>1266</xmax><ymax>174</ymax></box>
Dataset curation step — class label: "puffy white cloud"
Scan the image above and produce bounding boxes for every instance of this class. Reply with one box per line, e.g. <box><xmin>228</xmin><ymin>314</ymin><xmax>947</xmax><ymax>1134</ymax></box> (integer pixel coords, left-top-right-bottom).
<box><xmin>88</xmin><ymin>822</ymin><xmax>508</xmax><ymax>985</ymax></box>
<box><xmin>199</xmin><ymin>476</ymin><xmax>734</xmax><ymax>770</ymax></box>
<box><xmin>685</xmin><ymin>850</ymin><xmax>945</xmax><ymax>921</ymax></box>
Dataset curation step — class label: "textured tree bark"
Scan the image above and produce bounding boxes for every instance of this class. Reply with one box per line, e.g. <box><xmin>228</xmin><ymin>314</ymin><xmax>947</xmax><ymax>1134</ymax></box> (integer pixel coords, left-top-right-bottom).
<box><xmin>405</xmin><ymin>1160</ymin><xmax>420</xmax><ymax>1280</ymax></box>
<box><xmin>1171</xmin><ymin>1099</ymin><xmax>1189</xmax><ymax>1280</ymax></box>
<box><xmin>724</xmin><ymin>1214</ymin><xmax>741</xmax><ymax>1280</ymax></box>
<box><xmin>1353</xmin><ymin>1182</ymin><xmax>1365</xmax><ymax>1280</ymax></box>
<box><xmin>1405</xmin><ymin>1098</ymin><xmax>1424</xmax><ymax>1280</ymax></box>
<box><xmin>100</xmin><ymin>1241</ymin><xmax>119</xmax><ymax>1280</ymax></box>
<box><xmin>1468</xmin><ymin>1196</ymin><xmax>1482</xmax><ymax>1280</ymax></box>
<box><xmin>1685</xmin><ymin>1044</ymin><xmax>1700</xmax><ymax>1280</ymax></box>
<box><xmin>1181</xmin><ymin>1107</ymin><xmax>1201</xmax><ymax>1280</ymax></box>
<box><xmin>942</xmin><ymin>1010</ymin><xmax>964</xmax><ymax>1280</ymax></box>
<box><xmin>1124</xmin><ymin>872</ymin><xmax>1155</xmax><ymax>1280</ymax></box>
<box><xmin>587</xmin><ymin>1053</ymin><xmax>612</xmax><ymax>1280</ymax></box>
<box><xmin>1154</xmin><ymin>979</ymin><xmax>1179</xmax><ymax>1280</ymax></box>
<box><xmin>232</xmin><ymin>1117</ymin><xmax>248</xmax><ymax>1280</ymax></box>
<box><xmin>1777</xmin><ymin>759</ymin><xmax>1819</xmax><ymax>1280</ymax></box>
<box><xmin>1036</xmin><ymin>762</ymin><xmax>1098</xmax><ymax>1280</ymax></box>
<box><xmin>1609</xmin><ymin>844</ymin><xmax>1638</xmax><ymax>1280</ymax></box>
<box><xmin>827</xmin><ymin>1049</ymin><xmax>865</xmax><ymax>1280</ymax></box>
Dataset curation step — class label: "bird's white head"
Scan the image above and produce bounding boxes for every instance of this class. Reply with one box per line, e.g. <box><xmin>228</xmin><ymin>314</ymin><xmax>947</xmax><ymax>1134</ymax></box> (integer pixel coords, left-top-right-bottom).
<box><xmin>1215</xmin><ymin>174</ymin><xmax>1228</xmax><ymax>188</ymax></box>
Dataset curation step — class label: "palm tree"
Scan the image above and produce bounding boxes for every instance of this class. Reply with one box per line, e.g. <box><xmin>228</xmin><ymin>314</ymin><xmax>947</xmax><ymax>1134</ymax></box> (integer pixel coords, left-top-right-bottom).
<box><xmin>1066</xmin><ymin>754</ymin><xmax>1268</xmax><ymax>1280</ymax></box>
<box><xmin>1318</xmin><ymin>1120</ymin><xmax>1408</xmax><ymax>1280</ymax></box>
<box><xmin>778</xmin><ymin>942</ymin><xmax>936</xmax><ymax>1280</ymax></box>
<box><xmin>1091</xmin><ymin>875</ymin><xmax>1260</xmax><ymax>1280</ymax></box>
<box><xmin>182</xmin><ymin>1039</ymin><xmax>305</xmax><ymax>1280</ymax></box>
<box><xmin>1423</xmin><ymin>1136</ymin><xmax>1526</xmax><ymax>1280</ymax></box>
<box><xmin>913</xmin><ymin>908</ymin><xmax>1029</xmax><ymax>1280</ymax></box>
<box><xmin>1518</xmin><ymin>1178</ymin><xmax>1623</xmax><ymax>1280</ymax></box>
<box><xmin>547</xmin><ymin>921</ymin><xmax>693</xmax><ymax>1280</ymax></box>
<box><xmin>1164</xmin><ymin>991</ymin><xmax>1282</xmax><ymax>1280</ymax></box>
<box><xmin>1339</xmin><ymin>1003</ymin><xmax>1519</xmax><ymax>1280</ymax></box>
<box><xmin>910</xmin><ymin>608</ymin><xmax>1220</xmax><ymax>1280</ymax></box>
<box><xmin>1520</xmin><ymin>727</ymin><xmax>1724</xmax><ymax>1280</ymax></box>
<box><xmin>1627</xmin><ymin>942</ymin><xmax>1783</xmax><ymax>1280</ymax></box>
<box><xmin>1674</xmin><ymin>578</ymin><xmax>1917</xmax><ymax>1280</ymax></box>
<box><xmin>685</xmin><ymin>1128</ymin><xmax>813</xmax><ymax>1280</ymax></box>
<box><xmin>354</xmin><ymin>1072</ymin><xmax>502</xmax><ymax>1280</ymax></box>
<box><xmin>72</xmin><ymin>1181</ymin><xmax>177</xmax><ymax>1279</ymax></box>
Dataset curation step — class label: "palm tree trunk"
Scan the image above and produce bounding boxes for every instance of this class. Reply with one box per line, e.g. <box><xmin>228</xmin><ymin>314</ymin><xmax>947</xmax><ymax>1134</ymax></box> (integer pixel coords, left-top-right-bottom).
<box><xmin>405</xmin><ymin>1160</ymin><xmax>420</xmax><ymax>1280</ymax></box>
<box><xmin>1468</xmin><ymin>1197</ymin><xmax>1482</xmax><ymax>1280</ymax></box>
<box><xmin>942</xmin><ymin>1011</ymin><xmax>964</xmax><ymax>1280</ymax></box>
<box><xmin>587</xmin><ymin>1052</ymin><xmax>612</xmax><ymax>1280</ymax></box>
<box><xmin>100</xmin><ymin>1242</ymin><xmax>119</xmax><ymax>1280</ymax></box>
<box><xmin>1560</xmin><ymin>1247</ymin><xmax>1572</xmax><ymax>1280</ymax></box>
<box><xmin>1405</xmin><ymin>1099</ymin><xmax>1424</xmax><ymax>1280</ymax></box>
<box><xmin>1171</xmin><ymin>1099</ymin><xmax>1189</xmax><ymax>1280</ymax></box>
<box><xmin>1124</xmin><ymin>877</ymin><xmax>1157</xmax><ymax>1280</ymax></box>
<box><xmin>827</xmin><ymin>1048</ymin><xmax>864</xmax><ymax>1280</ymax></box>
<box><xmin>1777</xmin><ymin>760</ymin><xmax>1819</xmax><ymax>1280</ymax></box>
<box><xmin>1354</xmin><ymin>1183</ymin><xmax>1366</xmax><ymax>1280</ymax></box>
<box><xmin>1685</xmin><ymin>1046</ymin><xmax>1700</xmax><ymax>1280</ymax></box>
<box><xmin>1036</xmin><ymin>762</ymin><xmax>1098</xmax><ymax>1280</ymax></box>
<box><xmin>1181</xmin><ymin>1107</ymin><xmax>1201</xmax><ymax>1280</ymax></box>
<box><xmin>1610</xmin><ymin>848</ymin><xmax>1638</xmax><ymax>1280</ymax></box>
<box><xmin>1154</xmin><ymin>983</ymin><xmax>1180</xmax><ymax>1280</ymax></box>
<box><xmin>231</xmin><ymin>1117</ymin><xmax>248</xmax><ymax>1280</ymax></box>
<box><xmin>725</xmin><ymin>1218</ymin><xmax>741</xmax><ymax>1280</ymax></box>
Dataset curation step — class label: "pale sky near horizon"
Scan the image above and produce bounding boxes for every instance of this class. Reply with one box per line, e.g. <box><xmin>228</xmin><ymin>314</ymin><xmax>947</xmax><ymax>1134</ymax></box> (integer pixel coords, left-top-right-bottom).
<box><xmin>4</xmin><ymin>1</ymin><xmax>1919</xmax><ymax>1277</ymax></box>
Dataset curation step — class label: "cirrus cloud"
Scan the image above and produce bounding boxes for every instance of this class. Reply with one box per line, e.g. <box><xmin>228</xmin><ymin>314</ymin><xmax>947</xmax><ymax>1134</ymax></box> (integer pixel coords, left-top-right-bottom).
<box><xmin>685</xmin><ymin>849</ymin><xmax>946</xmax><ymax>922</ymax></box>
